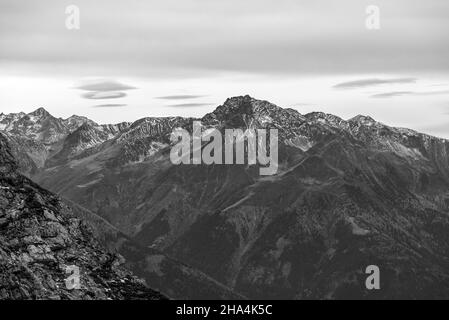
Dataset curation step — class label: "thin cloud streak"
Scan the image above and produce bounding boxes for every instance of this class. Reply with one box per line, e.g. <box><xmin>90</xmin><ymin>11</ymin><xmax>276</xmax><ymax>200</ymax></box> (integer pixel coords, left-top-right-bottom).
<box><xmin>371</xmin><ymin>90</ymin><xmax>449</xmax><ymax>98</ymax></box>
<box><xmin>334</xmin><ymin>78</ymin><xmax>416</xmax><ymax>89</ymax></box>
<box><xmin>371</xmin><ymin>91</ymin><xmax>414</xmax><ymax>98</ymax></box>
<box><xmin>167</xmin><ymin>103</ymin><xmax>213</xmax><ymax>108</ymax></box>
<box><xmin>156</xmin><ymin>95</ymin><xmax>207</xmax><ymax>100</ymax></box>
<box><xmin>91</xmin><ymin>104</ymin><xmax>127</xmax><ymax>108</ymax></box>
<box><xmin>76</xmin><ymin>80</ymin><xmax>136</xmax><ymax>92</ymax></box>
<box><xmin>82</xmin><ymin>92</ymin><xmax>127</xmax><ymax>99</ymax></box>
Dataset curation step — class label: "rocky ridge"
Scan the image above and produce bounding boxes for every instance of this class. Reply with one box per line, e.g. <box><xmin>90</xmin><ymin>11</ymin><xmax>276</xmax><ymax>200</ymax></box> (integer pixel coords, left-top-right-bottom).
<box><xmin>0</xmin><ymin>133</ymin><xmax>166</xmax><ymax>300</ymax></box>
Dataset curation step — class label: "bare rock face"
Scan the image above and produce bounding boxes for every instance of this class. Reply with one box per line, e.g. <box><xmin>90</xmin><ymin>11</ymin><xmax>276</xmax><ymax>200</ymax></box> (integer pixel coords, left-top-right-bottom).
<box><xmin>0</xmin><ymin>133</ymin><xmax>18</xmax><ymax>174</ymax></box>
<box><xmin>0</xmin><ymin>108</ymin><xmax>130</xmax><ymax>175</ymax></box>
<box><xmin>0</xmin><ymin>133</ymin><xmax>165</xmax><ymax>300</ymax></box>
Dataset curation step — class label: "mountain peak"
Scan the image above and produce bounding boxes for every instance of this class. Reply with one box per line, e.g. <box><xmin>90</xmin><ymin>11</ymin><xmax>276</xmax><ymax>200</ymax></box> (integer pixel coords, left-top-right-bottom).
<box><xmin>29</xmin><ymin>107</ymin><xmax>51</xmax><ymax>118</ymax></box>
<box><xmin>305</xmin><ymin>112</ymin><xmax>348</xmax><ymax>129</ymax></box>
<box><xmin>222</xmin><ymin>95</ymin><xmax>281</xmax><ymax>114</ymax></box>
<box><xmin>67</xmin><ymin>114</ymin><xmax>82</xmax><ymax>120</ymax></box>
<box><xmin>223</xmin><ymin>94</ymin><xmax>254</xmax><ymax>104</ymax></box>
<box><xmin>349</xmin><ymin>114</ymin><xmax>378</xmax><ymax>126</ymax></box>
<box><xmin>67</xmin><ymin>114</ymin><xmax>88</xmax><ymax>121</ymax></box>
<box><xmin>202</xmin><ymin>95</ymin><xmax>304</xmax><ymax>131</ymax></box>
<box><xmin>204</xmin><ymin>96</ymin><xmax>278</xmax><ymax>123</ymax></box>
<box><xmin>64</xmin><ymin>114</ymin><xmax>98</xmax><ymax>130</ymax></box>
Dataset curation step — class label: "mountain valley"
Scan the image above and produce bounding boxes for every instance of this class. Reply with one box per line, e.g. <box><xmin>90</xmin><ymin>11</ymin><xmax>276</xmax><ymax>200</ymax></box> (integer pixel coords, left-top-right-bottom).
<box><xmin>3</xmin><ymin>95</ymin><xmax>449</xmax><ymax>299</ymax></box>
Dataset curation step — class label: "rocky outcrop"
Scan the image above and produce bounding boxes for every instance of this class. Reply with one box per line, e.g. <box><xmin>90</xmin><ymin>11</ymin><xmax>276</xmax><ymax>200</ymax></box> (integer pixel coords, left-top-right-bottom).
<box><xmin>0</xmin><ymin>133</ymin><xmax>18</xmax><ymax>174</ymax></box>
<box><xmin>0</xmin><ymin>133</ymin><xmax>166</xmax><ymax>300</ymax></box>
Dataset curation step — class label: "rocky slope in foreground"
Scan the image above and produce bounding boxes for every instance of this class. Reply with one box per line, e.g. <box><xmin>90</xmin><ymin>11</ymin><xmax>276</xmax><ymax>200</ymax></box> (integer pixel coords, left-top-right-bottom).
<box><xmin>0</xmin><ymin>133</ymin><xmax>166</xmax><ymax>300</ymax></box>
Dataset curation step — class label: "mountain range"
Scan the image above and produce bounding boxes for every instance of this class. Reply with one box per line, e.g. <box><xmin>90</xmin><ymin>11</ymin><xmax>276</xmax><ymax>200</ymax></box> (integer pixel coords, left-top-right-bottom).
<box><xmin>3</xmin><ymin>95</ymin><xmax>449</xmax><ymax>299</ymax></box>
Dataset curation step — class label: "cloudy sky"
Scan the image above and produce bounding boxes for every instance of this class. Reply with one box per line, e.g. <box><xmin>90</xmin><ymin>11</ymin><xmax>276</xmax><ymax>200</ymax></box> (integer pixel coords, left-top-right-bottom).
<box><xmin>1</xmin><ymin>0</ymin><xmax>449</xmax><ymax>136</ymax></box>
